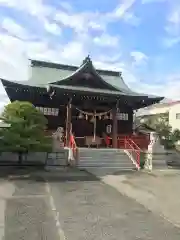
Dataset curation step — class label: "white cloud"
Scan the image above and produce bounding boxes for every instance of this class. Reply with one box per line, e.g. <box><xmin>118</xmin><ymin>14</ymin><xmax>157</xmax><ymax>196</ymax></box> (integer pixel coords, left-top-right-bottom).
<box><xmin>59</xmin><ymin>1</ymin><xmax>73</xmax><ymax>12</ymax></box>
<box><xmin>164</xmin><ymin>3</ymin><xmax>180</xmax><ymax>47</ymax></box>
<box><xmin>163</xmin><ymin>36</ymin><xmax>180</xmax><ymax>48</ymax></box>
<box><xmin>0</xmin><ymin>0</ymin><xmax>62</xmax><ymax>36</ymax></box>
<box><xmin>0</xmin><ymin>0</ymin><xmax>53</xmax><ymax>18</ymax></box>
<box><xmin>88</xmin><ymin>21</ymin><xmax>106</xmax><ymax>31</ymax></box>
<box><xmin>167</xmin><ymin>8</ymin><xmax>180</xmax><ymax>35</ymax></box>
<box><xmin>43</xmin><ymin>20</ymin><xmax>62</xmax><ymax>35</ymax></box>
<box><xmin>55</xmin><ymin>11</ymin><xmax>87</xmax><ymax>33</ymax></box>
<box><xmin>0</xmin><ymin>31</ymin><xmax>87</xmax><ymax>79</ymax></box>
<box><xmin>1</xmin><ymin>18</ymin><xmax>30</xmax><ymax>39</ymax></box>
<box><xmin>96</xmin><ymin>54</ymin><xmax>122</xmax><ymax>63</ymax></box>
<box><xmin>0</xmin><ymin>33</ymin><xmax>29</xmax><ymax>80</ymax></box>
<box><xmin>55</xmin><ymin>10</ymin><xmax>106</xmax><ymax>33</ymax></box>
<box><xmin>136</xmin><ymin>76</ymin><xmax>180</xmax><ymax>100</ymax></box>
<box><xmin>109</xmin><ymin>0</ymin><xmax>140</xmax><ymax>25</ymax></box>
<box><xmin>93</xmin><ymin>34</ymin><xmax>119</xmax><ymax>47</ymax></box>
<box><xmin>94</xmin><ymin>59</ymin><xmax>125</xmax><ymax>72</ymax></box>
<box><xmin>0</xmin><ymin>0</ymin><xmax>140</xmax><ymax>39</ymax></box>
<box><xmin>142</xmin><ymin>0</ymin><xmax>166</xmax><ymax>3</ymax></box>
<box><xmin>60</xmin><ymin>41</ymin><xmax>87</xmax><ymax>63</ymax></box>
<box><xmin>54</xmin><ymin>0</ymin><xmax>139</xmax><ymax>35</ymax></box>
<box><xmin>130</xmin><ymin>51</ymin><xmax>148</xmax><ymax>66</ymax></box>
<box><xmin>122</xmin><ymin>12</ymin><xmax>140</xmax><ymax>26</ymax></box>
<box><xmin>113</xmin><ymin>0</ymin><xmax>136</xmax><ymax>18</ymax></box>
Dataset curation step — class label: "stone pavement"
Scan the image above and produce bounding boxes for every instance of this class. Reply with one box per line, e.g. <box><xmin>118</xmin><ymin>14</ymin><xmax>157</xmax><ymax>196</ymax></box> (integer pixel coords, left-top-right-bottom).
<box><xmin>101</xmin><ymin>169</ymin><xmax>180</xmax><ymax>228</ymax></box>
<box><xmin>0</xmin><ymin>167</ymin><xmax>60</xmax><ymax>240</ymax></box>
<box><xmin>45</xmin><ymin>168</ymin><xmax>180</xmax><ymax>240</ymax></box>
<box><xmin>0</xmin><ymin>167</ymin><xmax>180</xmax><ymax>239</ymax></box>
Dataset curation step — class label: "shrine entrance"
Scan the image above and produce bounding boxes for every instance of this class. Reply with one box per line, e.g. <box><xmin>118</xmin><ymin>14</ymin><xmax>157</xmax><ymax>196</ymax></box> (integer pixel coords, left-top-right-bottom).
<box><xmin>70</xmin><ymin>106</ymin><xmax>114</xmax><ymax>148</ymax></box>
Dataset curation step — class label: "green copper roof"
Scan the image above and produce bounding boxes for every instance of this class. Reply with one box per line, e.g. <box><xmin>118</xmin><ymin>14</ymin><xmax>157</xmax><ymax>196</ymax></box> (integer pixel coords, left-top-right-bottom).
<box><xmin>29</xmin><ymin>56</ymin><xmax>150</xmax><ymax>97</ymax></box>
<box><xmin>31</xmin><ymin>58</ymin><xmax>121</xmax><ymax>77</ymax></box>
<box><xmin>28</xmin><ymin>56</ymin><xmax>125</xmax><ymax>91</ymax></box>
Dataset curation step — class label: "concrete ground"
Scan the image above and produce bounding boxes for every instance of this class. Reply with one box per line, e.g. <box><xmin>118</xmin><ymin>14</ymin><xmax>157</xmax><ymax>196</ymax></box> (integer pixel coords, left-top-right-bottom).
<box><xmin>0</xmin><ymin>167</ymin><xmax>180</xmax><ymax>239</ymax></box>
<box><xmin>102</xmin><ymin>169</ymin><xmax>180</xmax><ymax>228</ymax></box>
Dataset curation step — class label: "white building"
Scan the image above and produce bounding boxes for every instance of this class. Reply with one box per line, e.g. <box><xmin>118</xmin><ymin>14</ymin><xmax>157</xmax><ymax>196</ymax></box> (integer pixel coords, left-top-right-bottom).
<box><xmin>137</xmin><ymin>101</ymin><xmax>180</xmax><ymax>131</ymax></box>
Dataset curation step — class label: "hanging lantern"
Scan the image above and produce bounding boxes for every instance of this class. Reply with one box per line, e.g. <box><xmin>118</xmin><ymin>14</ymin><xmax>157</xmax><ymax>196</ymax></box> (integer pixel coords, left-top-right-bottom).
<box><xmin>78</xmin><ymin>113</ymin><xmax>83</xmax><ymax>119</ymax></box>
<box><xmin>99</xmin><ymin>115</ymin><xmax>102</xmax><ymax>120</ymax></box>
<box><xmin>86</xmin><ymin>114</ymin><xmax>88</xmax><ymax>120</ymax></box>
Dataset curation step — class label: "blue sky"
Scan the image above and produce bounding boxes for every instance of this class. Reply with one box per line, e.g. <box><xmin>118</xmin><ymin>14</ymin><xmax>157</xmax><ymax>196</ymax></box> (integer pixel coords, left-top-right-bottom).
<box><xmin>0</xmin><ymin>0</ymin><xmax>180</xmax><ymax>109</ymax></box>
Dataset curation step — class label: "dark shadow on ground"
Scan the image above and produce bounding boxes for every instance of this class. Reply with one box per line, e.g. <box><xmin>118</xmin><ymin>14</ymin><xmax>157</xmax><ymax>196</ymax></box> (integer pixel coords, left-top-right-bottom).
<box><xmin>167</xmin><ymin>162</ymin><xmax>180</xmax><ymax>169</ymax></box>
<box><xmin>0</xmin><ymin>166</ymin><xmax>100</xmax><ymax>182</ymax></box>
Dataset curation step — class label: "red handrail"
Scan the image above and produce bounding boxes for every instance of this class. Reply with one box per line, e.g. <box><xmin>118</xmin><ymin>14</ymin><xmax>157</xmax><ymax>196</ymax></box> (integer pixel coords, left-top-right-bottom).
<box><xmin>117</xmin><ymin>134</ymin><xmax>149</xmax><ymax>150</ymax></box>
<box><xmin>124</xmin><ymin>136</ymin><xmax>141</xmax><ymax>168</ymax></box>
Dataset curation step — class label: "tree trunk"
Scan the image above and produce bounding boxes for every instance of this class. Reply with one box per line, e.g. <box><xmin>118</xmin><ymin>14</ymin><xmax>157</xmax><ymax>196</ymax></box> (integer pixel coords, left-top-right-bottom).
<box><xmin>18</xmin><ymin>152</ymin><xmax>23</xmax><ymax>165</ymax></box>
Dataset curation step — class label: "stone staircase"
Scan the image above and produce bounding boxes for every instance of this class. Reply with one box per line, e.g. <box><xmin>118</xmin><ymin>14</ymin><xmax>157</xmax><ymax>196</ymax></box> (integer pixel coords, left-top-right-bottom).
<box><xmin>77</xmin><ymin>148</ymin><xmax>136</xmax><ymax>176</ymax></box>
<box><xmin>166</xmin><ymin>150</ymin><xmax>180</xmax><ymax>169</ymax></box>
<box><xmin>150</xmin><ymin>141</ymin><xmax>168</xmax><ymax>169</ymax></box>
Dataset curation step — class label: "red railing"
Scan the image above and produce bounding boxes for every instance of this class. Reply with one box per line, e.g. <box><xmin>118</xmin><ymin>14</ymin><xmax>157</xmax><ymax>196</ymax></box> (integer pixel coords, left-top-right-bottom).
<box><xmin>124</xmin><ymin>136</ymin><xmax>141</xmax><ymax>169</ymax></box>
<box><xmin>117</xmin><ymin>134</ymin><xmax>150</xmax><ymax>150</ymax></box>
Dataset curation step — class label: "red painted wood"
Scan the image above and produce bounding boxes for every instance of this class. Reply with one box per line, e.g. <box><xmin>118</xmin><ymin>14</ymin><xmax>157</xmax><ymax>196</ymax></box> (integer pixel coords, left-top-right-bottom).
<box><xmin>117</xmin><ymin>134</ymin><xmax>150</xmax><ymax>150</ymax></box>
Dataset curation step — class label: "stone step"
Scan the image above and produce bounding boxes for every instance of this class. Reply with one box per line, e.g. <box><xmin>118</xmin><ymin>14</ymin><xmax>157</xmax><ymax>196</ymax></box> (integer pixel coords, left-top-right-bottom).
<box><xmin>78</xmin><ymin>165</ymin><xmax>134</xmax><ymax>168</ymax></box>
<box><xmin>79</xmin><ymin>155</ymin><xmax>128</xmax><ymax>158</ymax></box>
<box><xmin>78</xmin><ymin>166</ymin><xmax>134</xmax><ymax>170</ymax></box>
<box><xmin>78</xmin><ymin>161</ymin><xmax>134</xmax><ymax>165</ymax></box>
<box><xmin>79</xmin><ymin>152</ymin><xmax>127</xmax><ymax>155</ymax></box>
<box><xmin>79</xmin><ymin>159</ymin><xmax>131</xmax><ymax>163</ymax></box>
<box><xmin>77</xmin><ymin>148</ymin><xmax>136</xmax><ymax>172</ymax></box>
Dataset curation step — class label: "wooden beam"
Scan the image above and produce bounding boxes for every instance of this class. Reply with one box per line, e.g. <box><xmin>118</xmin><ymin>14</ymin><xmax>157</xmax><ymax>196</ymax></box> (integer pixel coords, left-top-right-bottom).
<box><xmin>112</xmin><ymin>107</ymin><xmax>118</xmax><ymax>148</ymax></box>
<box><xmin>65</xmin><ymin>98</ymin><xmax>72</xmax><ymax>147</ymax></box>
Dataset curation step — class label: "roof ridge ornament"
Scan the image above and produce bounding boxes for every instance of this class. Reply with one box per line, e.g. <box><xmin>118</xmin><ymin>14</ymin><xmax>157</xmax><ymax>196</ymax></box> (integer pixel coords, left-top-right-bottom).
<box><xmin>82</xmin><ymin>55</ymin><xmax>92</xmax><ymax>65</ymax></box>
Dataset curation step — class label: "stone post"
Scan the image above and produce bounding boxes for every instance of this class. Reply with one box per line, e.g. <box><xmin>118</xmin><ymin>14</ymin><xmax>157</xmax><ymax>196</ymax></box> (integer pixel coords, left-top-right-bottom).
<box><xmin>144</xmin><ymin>132</ymin><xmax>158</xmax><ymax>171</ymax></box>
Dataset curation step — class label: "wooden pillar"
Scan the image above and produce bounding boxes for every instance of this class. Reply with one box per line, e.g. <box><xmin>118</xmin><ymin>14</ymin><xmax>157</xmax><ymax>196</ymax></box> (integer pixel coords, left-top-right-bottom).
<box><xmin>65</xmin><ymin>99</ymin><xmax>72</xmax><ymax>147</ymax></box>
<box><xmin>112</xmin><ymin>107</ymin><xmax>118</xmax><ymax>148</ymax></box>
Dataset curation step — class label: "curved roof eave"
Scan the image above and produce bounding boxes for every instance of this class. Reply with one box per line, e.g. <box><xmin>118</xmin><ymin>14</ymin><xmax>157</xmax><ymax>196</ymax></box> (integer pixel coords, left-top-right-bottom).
<box><xmin>1</xmin><ymin>78</ymin><xmax>46</xmax><ymax>89</ymax></box>
<box><xmin>0</xmin><ymin>78</ymin><xmax>164</xmax><ymax>98</ymax></box>
<box><xmin>0</xmin><ymin>79</ymin><xmax>164</xmax><ymax>106</ymax></box>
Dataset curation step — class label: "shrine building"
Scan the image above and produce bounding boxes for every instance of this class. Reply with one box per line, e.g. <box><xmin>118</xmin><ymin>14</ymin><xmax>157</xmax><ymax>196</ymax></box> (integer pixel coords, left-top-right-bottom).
<box><xmin>1</xmin><ymin>56</ymin><xmax>163</xmax><ymax>148</ymax></box>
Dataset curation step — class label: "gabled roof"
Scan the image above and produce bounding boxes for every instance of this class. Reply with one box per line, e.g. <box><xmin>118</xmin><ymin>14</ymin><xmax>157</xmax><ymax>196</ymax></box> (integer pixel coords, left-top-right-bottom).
<box><xmin>49</xmin><ymin>56</ymin><xmax>120</xmax><ymax>92</ymax></box>
<box><xmin>30</xmin><ymin>56</ymin><xmax>133</xmax><ymax>92</ymax></box>
<box><xmin>31</xmin><ymin>57</ymin><xmax>121</xmax><ymax>77</ymax></box>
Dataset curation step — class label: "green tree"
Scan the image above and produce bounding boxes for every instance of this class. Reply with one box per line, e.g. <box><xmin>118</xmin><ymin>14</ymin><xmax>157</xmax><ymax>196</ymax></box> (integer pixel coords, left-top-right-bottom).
<box><xmin>154</xmin><ymin>116</ymin><xmax>171</xmax><ymax>140</ymax></box>
<box><xmin>148</xmin><ymin>115</ymin><xmax>180</xmax><ymax>149</ymax></box>
<box><xmin>0</xmin><ymin>101</ymin><xmax>52</xmax><ymax>164</ymax></box>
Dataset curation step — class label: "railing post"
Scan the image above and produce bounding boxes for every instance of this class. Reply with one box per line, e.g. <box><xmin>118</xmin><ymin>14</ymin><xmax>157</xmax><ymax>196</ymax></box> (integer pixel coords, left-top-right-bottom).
<box><xmin>125</xmin><ymin>136</ymin><xmax>141</xmax><ymax>170</ymax></box>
